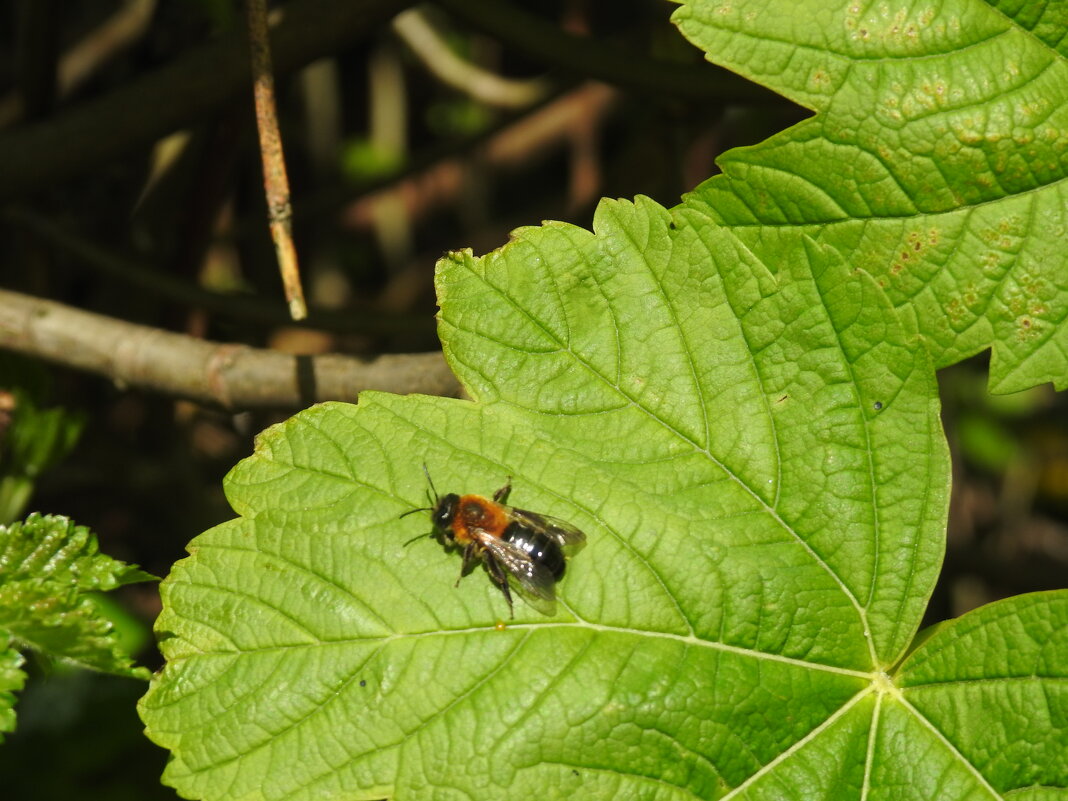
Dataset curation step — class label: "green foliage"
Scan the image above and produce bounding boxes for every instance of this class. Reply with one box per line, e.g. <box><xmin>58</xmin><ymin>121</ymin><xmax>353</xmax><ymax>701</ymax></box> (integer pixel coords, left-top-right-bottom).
<box><xmin>673</xmin><ymin>0</ymin><xmax>1068</xmax><ymax>394</ymax></box>
<box><xmin>0</xmin><ymin>355</ymin><xmax>85</xmax><ymax>524</ymax></box>
<box><xmin>0</xmin><ymin>514</ymin><xmax>156</xmax><ymax>742</ymax></box>
<box><xmin>139</xmin><ymin>1</ymin><xmax>1068</xmax><ymax>799</ymax></box>
<box><xmin>895</xmin><ymin>592</ymin><xmax>1068</xmax><ymax>795</ymax></box>
<box><xmin>0</xmin><ymin>646</ymin><xmax>24</xmax><ymax>737</ymax></box>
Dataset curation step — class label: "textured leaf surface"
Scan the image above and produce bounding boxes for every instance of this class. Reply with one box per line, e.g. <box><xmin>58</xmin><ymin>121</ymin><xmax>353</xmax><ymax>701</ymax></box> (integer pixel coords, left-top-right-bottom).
<box><xmin>674</xmin><ymin>0</ymin><xmax>1068</xmax><ymax>393</ymax></box>
<box><xmin>896</xmin><ymin>592</ymin><xmax>1068</xmax><ymax>796</ymax></box>
<box><xmin>0</xmin><ymin>514</ymin><xmax>154</xmax><ymax>740</ymax></box>
<box><xmin>142</xmin><ymin>194</ymin><xmax>954</xmax><ymax>800</ymax></box>
<box><xmin>139</xmin><ymin>0</ymin><xmax>1068</xmax><ymax>798</ymax></box>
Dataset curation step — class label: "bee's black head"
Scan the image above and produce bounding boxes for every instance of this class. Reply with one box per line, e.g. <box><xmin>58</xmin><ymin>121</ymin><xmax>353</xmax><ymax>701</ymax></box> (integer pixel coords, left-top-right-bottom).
<box><xmin>432</xmin><ymin>493</ymin><xmax>459</xmax><ymax>536</ymax></box>
<box><xmin>399</xmin><ymin>465</ymin><xmax>461</xmax><ymax>545</ymax></box>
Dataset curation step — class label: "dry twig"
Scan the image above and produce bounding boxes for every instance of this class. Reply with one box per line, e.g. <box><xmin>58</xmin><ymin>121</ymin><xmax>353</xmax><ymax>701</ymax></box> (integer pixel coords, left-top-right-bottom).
<box><xmin>244</xmin><ymin>0</ymin><xmax>307</xmax><ymax>321</ymax></box>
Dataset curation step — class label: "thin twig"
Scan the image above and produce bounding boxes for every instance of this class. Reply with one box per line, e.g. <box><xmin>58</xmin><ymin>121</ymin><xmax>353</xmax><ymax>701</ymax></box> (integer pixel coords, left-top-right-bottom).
<box><xmin>393</xmin><ymin>8</ymin><xmax>548</xmax><ymax>108</ymax></box>
<box><xmin>244</xmin><ymin>0</ymin><xmax>306</xmax><ymax>321</ymax></box>
<box><xmin>0</xmin><ymin>289</ymin><xmax>460</xmax><ymax>409</ymax></box>
<box><xmin>226</xmin><ymin>80</ymin><xmax>610</xmax><ymax>240</ymax></box>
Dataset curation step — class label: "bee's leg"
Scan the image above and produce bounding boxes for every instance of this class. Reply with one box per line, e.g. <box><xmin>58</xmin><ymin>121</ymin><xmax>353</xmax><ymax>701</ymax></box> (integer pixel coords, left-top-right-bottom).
<box><xmin>492</xmin><ymin>477</ymin><xmax>512</xmax><ymax>503</ymax></box>
<box><xmin>484</xmin><ymin>553</ymin><xmax>515</xmax><ymax>618</ymax></box>
<box><xmin>455</xmin><ymin>542</ymin><xmax>478</xmax><ymax>586</ymax></box>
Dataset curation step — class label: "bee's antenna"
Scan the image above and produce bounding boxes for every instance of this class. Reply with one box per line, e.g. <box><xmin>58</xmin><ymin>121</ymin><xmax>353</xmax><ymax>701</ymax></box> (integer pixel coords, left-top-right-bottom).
<box><xmin>422</xmin><ymin>462</ymin><xmax>440</xmax><ymax>503</ymax></box>
<box><xmin>399</xmin><ymin>463</ymin><xmax>439</xmax><ymax>537</ymax></box>
<box><xmin>399</xmin><ymin>463</ymin><xmax>440</xmax><ymax>519</ymax></box>
<box><xmin>401</xmin><ymin>530</ymin><xmax>431</xmax><ymax>547</ymax></box>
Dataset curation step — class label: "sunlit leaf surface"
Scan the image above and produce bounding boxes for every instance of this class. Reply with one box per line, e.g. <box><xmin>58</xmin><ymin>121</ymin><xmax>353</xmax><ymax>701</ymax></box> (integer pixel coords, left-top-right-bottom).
<box><xmin>140</xmin><ymin>1</ymin><xmax>1068</xmax><ymax>798</ymax></box>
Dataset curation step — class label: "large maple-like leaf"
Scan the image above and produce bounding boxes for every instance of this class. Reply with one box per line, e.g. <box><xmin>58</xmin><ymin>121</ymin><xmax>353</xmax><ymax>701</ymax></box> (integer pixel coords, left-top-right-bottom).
<box><xmin>139</xmin><ymin>2</ymin><xmax>1068</xmax><ymax>799</ymax></box>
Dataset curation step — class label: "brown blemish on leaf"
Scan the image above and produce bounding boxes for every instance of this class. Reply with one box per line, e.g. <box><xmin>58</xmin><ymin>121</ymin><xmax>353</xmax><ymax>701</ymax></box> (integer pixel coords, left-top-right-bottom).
<box><xmin>1017</xmin><ymin>316</ymin><xmax>1041</xmax><ymax>342</ymax></box>
<box><xmin>998</xmin><ymin>215</ymin><xmax>1021</xmax><ymax>233</ymax></box>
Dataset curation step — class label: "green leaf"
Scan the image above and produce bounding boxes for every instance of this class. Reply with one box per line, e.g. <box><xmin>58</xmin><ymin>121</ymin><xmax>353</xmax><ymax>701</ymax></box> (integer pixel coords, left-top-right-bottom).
<box><xmin>138</xmin><ymin>1</ymin><xmax>1068</xmax><ymax>799</ymax></box>
<box><xmin>896</xmin><ymin>591</ymin><xmax>1068</xmax><ymax>797</ymax></box>
<box><xmin>0</xmin><ymin>354</ymin><xmax>85</xmax><ymax>524</ymax></box>
<box><xmin>0</xmin><ymin>513</ymin><xmax>155</xmax><ymax>739</ymax></box>
<box><xmin>673</xmin><ymin>0</ymin><xmax>1068</xmax><ymax>393</ymax></box>
<box><xmin>0</xmin><ymin>513</ymin><xmax>155</xmax><ymax>592</ymax></box>
<box><xmin>0</xmin><ymin>645</ymin><xmax>25</xmax><ymax>740</ymax></box>
<box><xmin>140</xmin><ymin>194</ymin><xmax>951</xmax><ymax>800</ymax></box>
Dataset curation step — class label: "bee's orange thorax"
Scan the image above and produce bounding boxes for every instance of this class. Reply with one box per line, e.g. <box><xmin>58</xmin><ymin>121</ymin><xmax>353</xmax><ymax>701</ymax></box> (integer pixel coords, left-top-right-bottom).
<box><xmin>452</xmin><ymin>494</ymin><xmax>509</xmax><ymax>543</ymax></box>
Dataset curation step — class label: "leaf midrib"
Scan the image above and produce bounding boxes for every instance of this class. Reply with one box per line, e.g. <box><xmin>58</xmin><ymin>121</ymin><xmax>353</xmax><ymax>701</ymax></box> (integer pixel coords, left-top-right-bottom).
<box><xmin>161</xmin><ymin>612</ymin><xmax>874</xmax><ymax>681</ymax></box>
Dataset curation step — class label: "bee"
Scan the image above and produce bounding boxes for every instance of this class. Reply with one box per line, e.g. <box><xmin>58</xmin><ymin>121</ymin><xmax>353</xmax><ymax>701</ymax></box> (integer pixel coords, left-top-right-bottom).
<box><xmin>401</xmin><ymin>466</ymin><xmax>586</xmax><ymax>617</ymax></box>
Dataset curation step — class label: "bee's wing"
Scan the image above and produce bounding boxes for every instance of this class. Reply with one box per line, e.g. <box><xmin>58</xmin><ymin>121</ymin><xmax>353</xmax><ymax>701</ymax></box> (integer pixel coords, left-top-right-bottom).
<box><xmin>505</xmin><ymin>508</ymin><xmax>587</xmax><ymax>554</ymax></box>
<box><xmin>474</xmin><ymin>532</ymin><xmax>558</xmax><ymax>612</ymax></box>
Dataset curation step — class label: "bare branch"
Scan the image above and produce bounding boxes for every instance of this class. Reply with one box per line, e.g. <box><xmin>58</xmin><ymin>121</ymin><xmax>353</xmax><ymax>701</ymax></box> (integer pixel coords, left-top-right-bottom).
<box><xmin>0</xmin><ymin>289</ymin><xmax>460</xmax><ymax>409</ymax></box>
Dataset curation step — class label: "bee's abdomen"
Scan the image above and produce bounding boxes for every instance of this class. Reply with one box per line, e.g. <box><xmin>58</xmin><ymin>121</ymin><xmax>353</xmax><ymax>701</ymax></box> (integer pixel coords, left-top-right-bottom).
<box><xmin>502</xmin><ymin>523</ymin><xmax>566</xmax><ymax>579</ymax></box>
